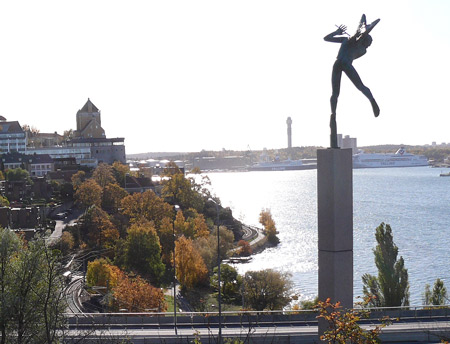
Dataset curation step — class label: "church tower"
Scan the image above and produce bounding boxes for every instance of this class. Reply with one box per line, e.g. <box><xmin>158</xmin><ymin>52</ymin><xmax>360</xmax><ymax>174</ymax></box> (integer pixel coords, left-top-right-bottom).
<box><xmin>75</xmin><ymin>98</ymin><xmax>106</xmax><ymax>139</ymax></box>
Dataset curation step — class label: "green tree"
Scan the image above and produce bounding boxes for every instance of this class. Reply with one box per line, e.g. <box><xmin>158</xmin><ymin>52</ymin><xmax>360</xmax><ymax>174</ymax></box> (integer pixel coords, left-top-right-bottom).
<box><xmin>5</xmin><ymin>168</ymin><xmax>31</xmax><ymax>183</ymax></box>
<box><xmin>210</xmin><ymin>264</ymin><xmax>242</xmax><ymax>303</ymax></box>
<box><xmin>423</xmin><ymin>279</ymin><xmax>447</xmax><ymax>306</ymax></box>
<box><xmin>241</xmin><ymin>269</ymin><xmax>292</xmax><ymax>311</ymax></box>
<box><xmin>124</xmin><ymin>222</ymin><xmax>165</xmax><ymax>285</ymax></box>
<box><xmin>0</xmin><ymin>227</ymin><xmax>20</xmax><ymax>344</ymax></box>
<box><xmin>7</xmin><ymin>236</ymin><xmax>66</xmax><ymax>344</ymax></box>
<box><xmin>362</xmin><ymin>223</ymin><xmax>409</xmax><ymax>307</ymax></box>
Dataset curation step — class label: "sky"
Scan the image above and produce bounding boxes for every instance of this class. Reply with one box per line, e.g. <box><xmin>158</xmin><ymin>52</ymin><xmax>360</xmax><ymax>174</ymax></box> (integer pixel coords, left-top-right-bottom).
<box><xmin>0</xmin><ymin>0</ymin><xmax>449</xmax><ymax>154</ymax></box>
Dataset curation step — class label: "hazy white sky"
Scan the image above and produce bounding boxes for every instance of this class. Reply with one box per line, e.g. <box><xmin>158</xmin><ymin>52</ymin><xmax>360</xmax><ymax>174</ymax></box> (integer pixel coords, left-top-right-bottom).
<box><xmin>0</xmin><ymin>0</ymin><xmax>449</xmax><ymax>154</ymax></box>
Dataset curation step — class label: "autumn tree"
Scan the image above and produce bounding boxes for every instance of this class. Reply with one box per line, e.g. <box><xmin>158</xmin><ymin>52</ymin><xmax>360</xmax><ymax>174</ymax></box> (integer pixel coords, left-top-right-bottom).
<box><xmin>75</xmin><ymin>179</ymin><xmax>102</xmax><ymax>209</ymax></box>
<box><xmin>241</xmin><ymin>269</ymin><xmax>292</xmax><ymax>311</ymax></box>
<box><xmin>175</xmin><ymin>236</ymin><xmax>208</xmax><ymax>289</ymax></box>
<box><xmin>71</xmin><ymin>170</ymin><xmax>86</xmax><ymax>191</ymax></box>
<box><xmin>121</xmin><ymin>190</ymin><xmax>173</xmax><ymax>227</ymax></box>
<box><xmin>74</xmin><ymin>206</ymin><xmax>119</xmax><ymax>249</ymax></box>
<box><xmin>362</xmin><ymin>223</ymin><xmax>409</xmax><ymax>307</ymax></box>
<box><xmin>174</xmin><ymin>209</ymin><xmax>209</xmax><ymax>239</ymax></box>
<box><xmin>86</xmin><ymin>258</ymin><xmax>121</xmax><ymax>292</ymax></box>
<box><xmin>193</xmin><ymin>226</ymin><xmax>234</xmax><ymax>272</ymax></box>
<box><xmin>161</xmin><ymin>173</ymin><xmax>204</xmax><ymax>211</ymax></box>
<box><xmin>112</xmin><ymin>274</ymin><xmax>167</xmax><ymax>312</ymax></box>
<box><xmin>237</xmin><ymin>240</ymin><xmax>252</xmax><ymax>256</ymax></box>
<box><xmin>318</xmin><ymin>297</ymin><xmax>391</xmax><ymax>344</ymax></box>
<box><xmin>123</xmin><ymin>222</ymin><xmax>165</xmax><ymax>285</ymax></box>
<box><xmin>259</xmin><ymin>208</ymin><xmax>279</xmax><ymax>245</ymax></box>
<box><xmin>92</xmin><ymin>163</ymin><xmax>116</xmax><ymax>188</ymax></box>
<box><xmin>102</xmin><ymin>182</ymin><xmax>128</xmax><ymax>212</ymax></box>
<box><xmin>112</xmin><ymin>161</ymin><xmax>130</xmax><ymax>187</ymax></box>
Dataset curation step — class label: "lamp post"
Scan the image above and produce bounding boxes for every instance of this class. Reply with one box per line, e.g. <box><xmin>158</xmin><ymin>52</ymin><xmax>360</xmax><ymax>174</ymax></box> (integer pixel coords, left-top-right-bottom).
<box><xmin>173</xmin><ymin>205</ymin><xmax>180</xmax><ymax>336</ymax></box>
<box><xmin>210</xmin><ymin>199</ymin><xmax>222</xmax><ymax>344</ymax></box>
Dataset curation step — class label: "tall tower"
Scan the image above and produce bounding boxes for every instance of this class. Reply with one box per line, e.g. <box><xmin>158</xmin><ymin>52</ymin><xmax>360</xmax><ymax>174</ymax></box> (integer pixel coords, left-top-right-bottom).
<box><xmin>286</xmin><ymin>117</ymin><xmax>292</xmax><ymax>149</ymax></box>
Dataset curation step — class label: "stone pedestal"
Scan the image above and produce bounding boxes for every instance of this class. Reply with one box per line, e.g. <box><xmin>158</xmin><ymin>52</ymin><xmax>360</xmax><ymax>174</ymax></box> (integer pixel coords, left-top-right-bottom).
<box><xmin>317</xmin><ymin>148</ymin><xmax>353</xmax><ymax>338</ymax></box>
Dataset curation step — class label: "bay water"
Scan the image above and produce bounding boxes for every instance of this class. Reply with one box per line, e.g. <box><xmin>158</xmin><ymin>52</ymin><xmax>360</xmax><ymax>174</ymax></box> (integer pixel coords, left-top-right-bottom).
<box><xmin>205</xmin><ymin>166</ymin><xmax>450</xmax><ymax>305</ymax></box>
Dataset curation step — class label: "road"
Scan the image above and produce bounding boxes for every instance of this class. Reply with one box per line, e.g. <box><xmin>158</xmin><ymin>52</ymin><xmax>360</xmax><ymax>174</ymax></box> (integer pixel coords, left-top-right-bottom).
<box><xmin>64</xmin><ymin>318</ymin><xmax>450</xmax><ymax>343</ymax></box>
<box><xmin>48</xmin><ymin>208</ymin><xmax>83</xmax><ymax>244</ymax></box>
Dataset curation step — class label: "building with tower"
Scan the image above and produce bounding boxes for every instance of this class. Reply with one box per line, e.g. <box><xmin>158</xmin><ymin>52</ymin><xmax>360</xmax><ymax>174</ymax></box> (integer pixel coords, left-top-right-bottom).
<box><xmin>75</xmin><ymin>98</ymin><xmax>106</xmax><ymax>139</ymax></box>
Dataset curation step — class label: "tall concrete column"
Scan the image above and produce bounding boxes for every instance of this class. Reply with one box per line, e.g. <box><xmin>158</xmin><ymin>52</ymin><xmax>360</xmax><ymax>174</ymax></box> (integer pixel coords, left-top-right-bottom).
<box><xmin>317</xmin><ymin>148</ymin><xmax>353</xmax><ymax>337</ymax></box>
<box><xmin>286</xmin><ymin>117</ymin><xmax>292</xmax><ymax>149</ymax></box>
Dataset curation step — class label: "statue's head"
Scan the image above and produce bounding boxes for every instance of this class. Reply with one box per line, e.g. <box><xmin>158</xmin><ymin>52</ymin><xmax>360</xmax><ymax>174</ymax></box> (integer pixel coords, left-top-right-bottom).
<box><xmin>361</xmin><ymin>35</ymin><xmax>373</xmax><ymax>48</ymax></box>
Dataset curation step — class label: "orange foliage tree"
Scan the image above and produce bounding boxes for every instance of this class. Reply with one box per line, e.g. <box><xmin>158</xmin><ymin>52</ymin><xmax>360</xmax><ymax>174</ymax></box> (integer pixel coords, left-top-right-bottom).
<box><xmin>92</xmin><ymin>163</ymin><xmax>116</xmax><ymax>188</ymax></box>
<box><xmin>112</xmin><ymin>274</ymin><xmax>167</xmax><ymax>312</ymax></box>
<box><xmin>102</xmin><ymin>182</ymin><xmax>128</xmax><ymax>212</ymax></box>
<box><xmin>75</xmin><ymin>179</ymin><xmax>102</xmax><ymax>209</ymax></box>
<box><xmin>121</xmin><ymin>190</ymin><xmax>173</xmax><ymax>227</ymax></box>
<box><xmin>259</xmin><ymin>208</ymin><xmax>279</xmax><ymax>245</ymax></box>
<box><xmin>175</xmin><ymin>236</ymin><xmax>208</xmax><ymax>289</ymax></box>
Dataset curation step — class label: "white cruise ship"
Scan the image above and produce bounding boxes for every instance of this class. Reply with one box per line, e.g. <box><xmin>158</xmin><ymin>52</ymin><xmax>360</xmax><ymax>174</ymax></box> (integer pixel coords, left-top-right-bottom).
<box><xmin>352</xmin><ymin>148</ymin><xmax>429</xmax><ymax>168</ymax></box>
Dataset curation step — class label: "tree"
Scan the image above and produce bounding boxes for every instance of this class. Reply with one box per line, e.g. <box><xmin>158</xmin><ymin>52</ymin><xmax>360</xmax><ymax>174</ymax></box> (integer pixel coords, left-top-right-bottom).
<box><xmin>0</xmin><ymin>227</ymin><xmax>20</xmax><ymax>344</ymax></box>
<box><xmin>75</xmin><ymin>179</ymin><xmax>102</xmax><ymax>209</ymax></box>
<box><xmin>175</xmin><ymin>236</ymin><xmax>208</xmax><ymax>289</ymax></box>
<box><xmin>237</xmin><ymin>240</ymin><xmax>252</xmax><ymax>256</ymax></box>
<box><xmin>5</xmin><ymin>168</ymin><xmax>31</xmax><ymax>183</ymax></box>
<box><xmin>102</xmin><ymin>182</ymin><xmax>128</xmax><ymax>212</ymax></box>
<box><xmin>75</xmin><ymin>206</ymin><xmax>118</xmax><ymax>249</ymax></box>
<box><xmin>161</xmin><ymin>173</ymin><xmax>204</xmax><ymax>211</ymax></box>
<box><xmin>86</xmin><ymin>258</ymin><xmax>121</xmax><ymax>292</ymax></box>
<box><xmin>318</xmin><ymin>297</ymin><xmax>391</xmax><ymax>344</ymax></box>
<box><xmin>362</xmin><ymin>223</ymin><xmax>409</xmax><ymax>307</ymax></box>
<box><xmin>241</xmin><ymin>269</ymin><xmax>292</xmax><ymax>311</ymax></box>
<box><xmin>423</xmin><ymin>279</ymin><xmax>447</xmax><ymax>306</ymax></box>
<box><xmin>112</xmin><ymin>274</ymin><xmax>167</xmax><ymax>312</ymax></box>
<box><xmin>121</xmin><ymin>190</ymin><xmax>173</xmax><ymax>227</ymax></box>
<box><xmin>71</xmin><ymin>170</ymin><xmax>86</xmax><ymax>191</ymax></box>
<box><xmin>6</xmin><ymin>236</ymin><xmax>66</xmax><ymax>344</ymax></box>
<box><xmin>112</xmin><ymin>161</ymin><xmax>130</xmax><ymax>187</ymax></box>
<box><xmin>211</xmin><ymin>264</ymin><xmax>242</xmax><ymax>303</ymax></box>
<box><xmin>123</xmin><ymin>222</ymin><xmax>165</xmax><ymax>285</ymax></box>
<box><xmin>92</xmin><ymin>163</ymin><xmax>116</xmax><ymax>188</ymax></box>
<box><xmin>259</xmin><ymin>209</ymin><xmax>279</xmax><ymax>245</ymax></box>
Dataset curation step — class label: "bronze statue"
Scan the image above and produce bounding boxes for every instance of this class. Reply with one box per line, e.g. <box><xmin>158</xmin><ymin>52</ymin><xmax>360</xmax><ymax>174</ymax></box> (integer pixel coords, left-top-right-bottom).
<box><xmin>324</xmin><ymin>14</ymin><xmax>380</xmax><ymax>148</ymax></box>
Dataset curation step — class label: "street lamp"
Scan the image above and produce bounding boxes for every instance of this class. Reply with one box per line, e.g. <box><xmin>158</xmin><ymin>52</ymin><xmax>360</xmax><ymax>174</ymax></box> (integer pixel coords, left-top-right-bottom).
<box><xmin>173</xmin><ymin>204</ymin><xmax>180</xmax><ymax>336</ymax></box>
<box><xmin>210</xmin><ymin>198</ymin><xmax>222</xmax><ymax>344</ymax></box>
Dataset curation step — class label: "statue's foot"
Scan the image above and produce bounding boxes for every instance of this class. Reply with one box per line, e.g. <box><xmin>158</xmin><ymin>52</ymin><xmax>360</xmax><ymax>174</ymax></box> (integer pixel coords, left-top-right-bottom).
<box><xmin>371</xmin><ymin>99</ymin><xmax>380</xmax><ymax>117</ymax></box>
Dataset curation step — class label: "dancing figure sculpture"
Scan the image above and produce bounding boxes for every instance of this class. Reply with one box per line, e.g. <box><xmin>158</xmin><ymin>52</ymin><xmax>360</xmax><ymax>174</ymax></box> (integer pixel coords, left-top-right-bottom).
<box><xmin>324</xmin><ymin>14</ymin><xmax>380</xmax><ymax>148</ymax></box>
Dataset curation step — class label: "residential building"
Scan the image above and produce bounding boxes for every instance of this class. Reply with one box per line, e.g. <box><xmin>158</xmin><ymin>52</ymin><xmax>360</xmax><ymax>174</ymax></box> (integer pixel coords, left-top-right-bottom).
<box><xmin>0</xmin><ymin>119</ymin><xmax>27</xmax><ymax>154</ymax></box>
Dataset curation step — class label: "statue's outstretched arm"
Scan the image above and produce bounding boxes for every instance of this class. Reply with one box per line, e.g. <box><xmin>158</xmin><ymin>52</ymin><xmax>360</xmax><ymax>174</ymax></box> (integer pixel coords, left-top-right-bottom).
<box><xmin>324</xmin><ymin>25</ymin><xmax>347</xmax><ymax>43</ymax></box>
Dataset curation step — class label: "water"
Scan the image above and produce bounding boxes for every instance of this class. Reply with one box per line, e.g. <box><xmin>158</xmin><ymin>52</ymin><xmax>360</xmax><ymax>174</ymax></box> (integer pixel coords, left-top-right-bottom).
<box><xmin>205</xmin><ymin>167</ymin><xmax>450</xmax><ymax>305</ymax></box>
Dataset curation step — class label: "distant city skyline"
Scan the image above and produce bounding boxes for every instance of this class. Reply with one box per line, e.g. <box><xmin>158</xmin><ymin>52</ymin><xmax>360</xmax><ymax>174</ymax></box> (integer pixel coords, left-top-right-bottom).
<box><xmin>0</xmin><ymin>1</ymin><xmax>449</xmax><ymax>154</ymax></box>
